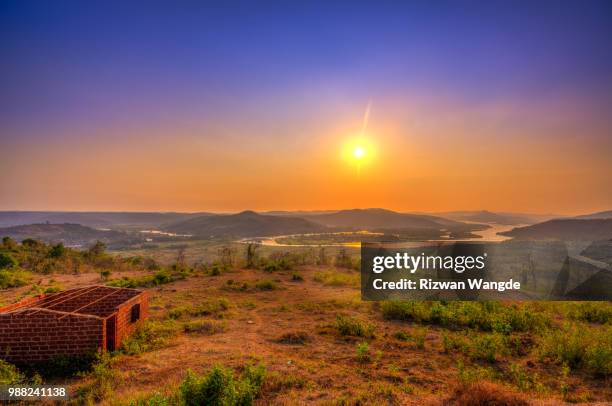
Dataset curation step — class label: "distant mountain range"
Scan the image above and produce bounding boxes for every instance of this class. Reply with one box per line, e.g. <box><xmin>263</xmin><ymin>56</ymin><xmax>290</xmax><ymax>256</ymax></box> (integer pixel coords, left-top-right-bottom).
<box><xmin>305</xmin><ymin>208</ymin><xmax>464</xmax><ymax>230</ymax></box>
<box><xmin>0</xmin><ymin>211</ymin><xmax>210</xmax><ymax>228</ymax></box>
<box><xmin>573</xmin><ymin>210</ymin><xmax>612</xmax><ymax>220</ymax></box>
<box><xmin>164</xmin><ymin>211</ymin><xmax>326</xmax><ymax>238</ymax></box>
<box><xmin>436</xmin><ymin>210</ymin><xmax>557</xmax><ymax>225</ymax></box>
<box><xmin>500</xmin><ymin>219</ymin><xmax>612</xmax><ymax>241</ymax></box>
<box><xmin>1</xmin><ymin>209</ymin><xmax>610</xmax><ymax>244</ymax></box>
<box><xmin>0</xmin><ymin>223</ymin><xmax>134</xmax><ymax>247</ymax></box>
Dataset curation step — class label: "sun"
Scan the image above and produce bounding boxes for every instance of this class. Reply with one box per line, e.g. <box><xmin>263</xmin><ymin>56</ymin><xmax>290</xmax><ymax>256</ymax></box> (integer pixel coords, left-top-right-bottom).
<box><xmin>353</xmin><ymin>146</ymin><xmax>366</xmax><ymax>160</ymax></box>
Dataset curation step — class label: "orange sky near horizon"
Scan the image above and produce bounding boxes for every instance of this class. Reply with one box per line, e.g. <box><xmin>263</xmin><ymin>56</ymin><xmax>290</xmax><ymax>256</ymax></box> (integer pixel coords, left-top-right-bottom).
<box><xmin>2</xmin><ymin>97</ymin><xmax>611</xmax><ymax>216</ymax></box>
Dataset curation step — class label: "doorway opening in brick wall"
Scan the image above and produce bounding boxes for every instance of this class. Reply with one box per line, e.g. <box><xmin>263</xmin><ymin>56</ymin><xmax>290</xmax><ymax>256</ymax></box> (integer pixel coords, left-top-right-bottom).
<box><xmin>106</xmin><ymin>315</ymin><xmax>117</xmax><ymax>351</ymax></box>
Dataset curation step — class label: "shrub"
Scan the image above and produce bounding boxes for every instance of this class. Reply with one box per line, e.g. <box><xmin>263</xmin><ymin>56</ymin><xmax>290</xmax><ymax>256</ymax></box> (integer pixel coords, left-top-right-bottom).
<box><xmin>255</xmin><ymin>279</ymin><xmax>278</xmax><ymax>291</ymax></box>
<box><xmin>183</xmin><ymin>320</ymin><xmax>227</xmax><ymax>335</ymax></box>
<box><xmin>567</xmin><ymin>302</ymin><xmax>612</xmax><ymax>324</ymax></box>
<box><xmin>356</xmin><ymin>342</ymin><xmax>370</xmax><ymax>363</ymax></box>
<box><xmin>412</xmin><ymin>327</ymin><xmax>428</xmax><ymax>350</ymax></box>
<box><xmin>291</xmin><ymin>272</ymin><xmax>304</xmax><ymax>281</ymax></box>
<box><xmin>336</xmin><ymin>315</ymin><xmax>375</xmax><ymax>338</ymax></box>
<box><xmin>393</xmin><ymin>331</ymin><xmax>410</xmax><ymax>341</ymax></box>
<box><xmin>538</xmin><ymin>324</ymin><xmax>611</xmax><ymax>376</ymax></box>
<box><xmin>179</xmin><ymin>364</ymin><xmax>266</xmax><ymax>406</ymax></box>
<box><xmin>0</xmin><ymin>252</ymin><xmax>18</xmax><ymax>269</ymax></box>
<box><xmin>276</xmin><ymin>331</ymin><xmax>310</xmax><ymax>345</ymax></box>
<box><xmin>0</xmin><ymin>359</ymin><xmax>24</xmax><ymax>385</ymax></box>
<box><xmin>0</xmin><ymin>268</ymin><xmax>31</xmax><ymax>288</ymax></box>
<box><xmin>75</xmin><ymin>352</ymin><xmax>116</xmax><ymax>404</ymax></box>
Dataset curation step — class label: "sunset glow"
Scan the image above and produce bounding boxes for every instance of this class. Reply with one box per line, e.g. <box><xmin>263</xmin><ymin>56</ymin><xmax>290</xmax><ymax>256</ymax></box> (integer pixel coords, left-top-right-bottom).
<box><xmin>1</xmin><ymin>2</ymin><xmax>611</xmax><ymax>214</ymax></box>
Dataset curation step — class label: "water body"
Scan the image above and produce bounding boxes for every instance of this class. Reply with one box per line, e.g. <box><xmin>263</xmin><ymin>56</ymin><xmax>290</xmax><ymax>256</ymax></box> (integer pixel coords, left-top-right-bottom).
<box><xmin>238</xmin><ymin>223</ymin><xmax>523</xmax><ymax>247</ymax></box>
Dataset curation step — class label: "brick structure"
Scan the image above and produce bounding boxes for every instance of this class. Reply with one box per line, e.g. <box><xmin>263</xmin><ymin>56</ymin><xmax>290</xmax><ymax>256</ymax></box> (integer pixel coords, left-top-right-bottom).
<box><xmin>0</xmin><ymin>285</ymin><xmax>148</xmax><ymax>364</ymax></box>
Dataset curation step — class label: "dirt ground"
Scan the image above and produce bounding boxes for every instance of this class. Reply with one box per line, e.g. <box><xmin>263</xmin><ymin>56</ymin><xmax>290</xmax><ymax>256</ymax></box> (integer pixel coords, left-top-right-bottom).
<box><xmin>3</xmin><ymin>266</ymin><xmax>610</xmax><ymax>405</ymax></box>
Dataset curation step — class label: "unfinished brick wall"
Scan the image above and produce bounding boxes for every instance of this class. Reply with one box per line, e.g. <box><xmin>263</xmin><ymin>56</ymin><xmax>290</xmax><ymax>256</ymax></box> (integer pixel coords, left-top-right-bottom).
<box><xmin>0</xmin><ymin>309</ymin><xmax>104</xmax><ymax>364</ymax></box>
<box><xmin>113</xmin><ymin>291</ymin><xmax>149</xmax><ymax>347</ymax></box>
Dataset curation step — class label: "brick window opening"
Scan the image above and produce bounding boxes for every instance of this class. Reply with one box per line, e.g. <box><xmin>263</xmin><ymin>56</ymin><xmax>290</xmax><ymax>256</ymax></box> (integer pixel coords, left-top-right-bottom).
<box><xmin>130</xmin><ymin>303</ymin><xmax>140</xmax><ymax>323</ymax></box>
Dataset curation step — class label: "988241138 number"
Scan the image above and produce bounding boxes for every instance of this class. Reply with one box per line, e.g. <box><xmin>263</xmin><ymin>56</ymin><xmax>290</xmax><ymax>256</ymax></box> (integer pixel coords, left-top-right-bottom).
<box><xmin>0</xmin><ymin>385</ymin><xmax>68</xmax><ymax>400</ymax></box>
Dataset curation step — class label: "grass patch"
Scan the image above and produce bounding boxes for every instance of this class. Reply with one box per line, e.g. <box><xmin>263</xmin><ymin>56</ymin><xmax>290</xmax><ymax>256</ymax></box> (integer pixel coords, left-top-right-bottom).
<box><xmin>313</xmin><ymin>271</ymin><xmax>359</xmax><ymax>287</ymax></box>
<box><xmin>107</xmin><ymin>268</ymin><xmax>187</xmax><ymax>288</ymax></box>
<box><xmin>336</xmin><ymin>315</ymin><xmax>375</xmax><ymax>338</ymax></box>
<box><xmin>169</xmin><ymin>298</ymin><xmax>232</xmax><ymax>320</ymax></box>
<box><xmin>121</xmin><ymin>319</ymin><xmax>180</xmax><ymax>355</ymax></box>
<box><xmin>381</xmin><ymin>301</ymin><xmax>550</xmax><ymax>333</ymax></box>
<box><xmin>183</xmin><ymin>319</ymin><xmax>227</xmax><ymax>335</ymax></box>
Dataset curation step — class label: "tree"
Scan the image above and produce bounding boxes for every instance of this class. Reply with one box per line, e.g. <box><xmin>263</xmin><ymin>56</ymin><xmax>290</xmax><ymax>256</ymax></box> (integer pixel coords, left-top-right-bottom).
<box><xmin>1</xmin><ymin>237</ymin><xmax>17</xmax><ymax>250</ymax></box>
<box><xmin>88</xmin><ymin>241</ymin><xmax>107</xmax><ymax>259</ymax></box>
<box><xmin>0</xmin><ymin>253</ymin><xmax>17</xmax><ymax>269</ymax></box>
<box><xmin>246</xmin><ymin>243</ymin><xmax>259</xmax><ymax>269</ymax></box>
<box><xmin>49</xmin><ymin>242</ymin><xmax>66</xmax><ymax>258</ymax></box>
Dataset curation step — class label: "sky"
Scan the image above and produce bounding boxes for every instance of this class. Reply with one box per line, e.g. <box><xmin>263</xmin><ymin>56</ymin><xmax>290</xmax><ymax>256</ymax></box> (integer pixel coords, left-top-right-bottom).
<box><xmin>1</xmin><ymin>1</ymin><xmax>611</xmax><ymax>214</ymax></box>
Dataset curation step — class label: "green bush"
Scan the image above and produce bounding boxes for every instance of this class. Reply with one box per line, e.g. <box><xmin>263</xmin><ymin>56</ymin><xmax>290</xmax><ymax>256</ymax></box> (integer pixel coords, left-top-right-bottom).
<box><xmin>0</xmin><ymin>252</ymin><xmax>18</xmax><ymax>269</ymax></box>
<box><xmin>0</xmin><ymin>359</ymin><xmax>24</xmax><ymax>385</ymax></box>
<box><xmin>75</xmin><ymin>352</ymin><xmax>116</xmax><ymax>404</ymax></box>
<box><xmin>179</xmin><ymin>364</ymin><xmax>266</xmax><ymax>406</ymax></box>
<box><xmin>291</xmin><ymin>272</ymin><xmax>304</xmax><ymax>281</ymax></box>
<box><xmin>336</xmin><ymin>315</ymin><xmax>375</xmax><ymax>338</ymax></box>
<box><xmin>538</xmin><ymin>324</ymin><xmax>611</xmax><ymax>376</ymax></box>
<box><xmin>255</xmin><ymin>279</ymin><xmax>278</xmax><ymax>291</ymax></box>
<box><xmin>356</xmin><ymin>342</ymin><xmax>370</xmax><ymax>363</ymax></box>
<box><xmin>566</xmin><ymin>302</ymin><xmax>612</xmax><ymax>324</ymax></box>
<box><xmin>0</xmin><ymin>268</ymin><xmax>31</xmax><ymax>288</ymax></box>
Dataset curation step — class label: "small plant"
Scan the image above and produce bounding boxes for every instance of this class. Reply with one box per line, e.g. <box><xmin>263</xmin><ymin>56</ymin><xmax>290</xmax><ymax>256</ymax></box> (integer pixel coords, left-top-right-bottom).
<box><xmin>291</xmin><ymin>272</ymin><xmax>304</xmax><ymax>281</ymax></box>
<box><xmin>277</xmin><ymin>331</ymin><xmax>310</xmax><ymax>345</ymax></box>
<box><xmin>356</xmin><ymin>342</ymin><xmax>370</xmax><ymax>363</ymax></box>
<box><xmin>336</xmin><ymin>315</ymin><xmax>375</xmax><ymax>338</ymax></box>
<box><xmin>413</xmin><ymin>327</ymin><xmax>428</xmax><ymax>350</ymax></box>
<box><xmin>393</xmin><ymin>331</ymin><xmax>410</xmax><ymax>341</ymax></box>
<box><xmin>256</xmin><ymin>279</ymin><xmax>278</xmax><ymax>291</ymax></box>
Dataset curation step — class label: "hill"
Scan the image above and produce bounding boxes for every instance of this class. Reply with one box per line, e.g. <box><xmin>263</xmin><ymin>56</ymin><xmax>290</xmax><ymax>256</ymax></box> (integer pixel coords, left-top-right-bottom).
<box><xmin>436</xmin><ymin>210</ymin><xmax>538</xmax><ymax>225</ymax></box>
<box><xmin>307</xmin><ymin>208</ymin><xmax>465</xmax><ymax>230</ymax></box>
<box><xmin>500</xmin><ymin>219</ymin><xmax>612</xmax><ymax>241</ymax></box>
<box><xmin>574</xmin><ymin>210</ymin><xmax>612</xmax><ymax>220</ymax></box>
<box><xmin>0</xmin><ymin>223</ymin><xmax>135</xmax><ymax>247</ymax></box>
<box><xmin>164</xmin><ymin>211</ymin><xmax>327</xmax><ymax>238</ymax></box>
<box><xmin>0</xmin><ymin>211</ymin><xmax>210</xmax><ymax>229</ymax></box>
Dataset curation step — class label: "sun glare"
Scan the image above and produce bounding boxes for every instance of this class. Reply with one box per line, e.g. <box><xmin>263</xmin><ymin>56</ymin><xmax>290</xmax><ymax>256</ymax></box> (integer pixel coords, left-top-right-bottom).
<box><xmin>353</xmin><ymin>146</ymin><xmax>365</xmax><ymax>160</ymax></box>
